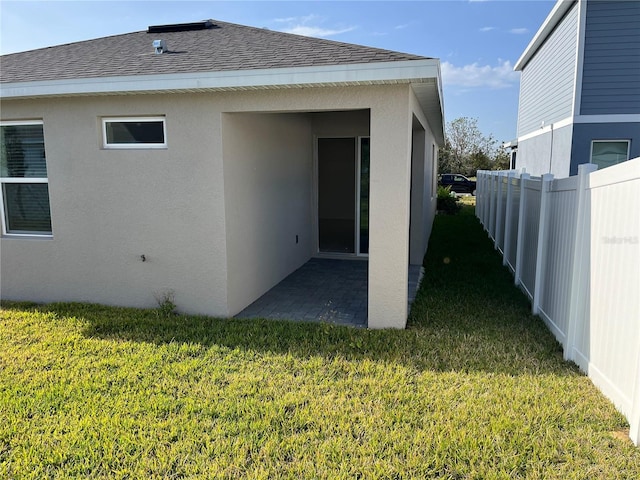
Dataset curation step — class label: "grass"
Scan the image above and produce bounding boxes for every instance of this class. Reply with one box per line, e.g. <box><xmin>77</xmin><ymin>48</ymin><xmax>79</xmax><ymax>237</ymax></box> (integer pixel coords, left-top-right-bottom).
<box><xmin>457</xmin><ymin>194</ymin><xmax>476</xmax><ymax>207</ymax></box>
<box><xmin>1</xmin><ymin>206</ymin><xmax>639</xmax><ymax>479</ymax></box>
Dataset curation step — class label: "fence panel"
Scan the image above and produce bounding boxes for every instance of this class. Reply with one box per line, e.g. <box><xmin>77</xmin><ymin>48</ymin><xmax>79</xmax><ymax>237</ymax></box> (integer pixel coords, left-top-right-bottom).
<box><xmin>475</xmin><ymin>158</ymin><xmax>640</xmax><ymax>445</ymax></box>
<box><xmin>537</xmin><ymin>176</ymin><xmax>578</xmax><ymax>344</ymax></box>
<box><xmin>504</xmin><ymin>176</ymin><xmax>521</xmax><ymax>272</ymax></box>
<box><xmin>488</xmin><ymin>175</ymin><xmax>498</xmax><ymax>242</ymax></box>
<box><xmin>495</xmin><ymin>174</ymin><xmax>509</xmax><ymax>253</ymax></box>
<box><xmin>574</xmin><ymin>161</ymin><xmax>640</xmax><ymax>438</ymax></box>
<box><xmin>518</xmin><ymin>179</ymin><xmax>541</xmax><ymax>300</ymax></box>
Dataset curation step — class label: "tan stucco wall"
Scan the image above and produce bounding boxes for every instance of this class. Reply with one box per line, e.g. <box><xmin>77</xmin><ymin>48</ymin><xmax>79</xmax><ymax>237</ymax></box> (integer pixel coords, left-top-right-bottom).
<box><xmin>517</xmin><ymin>124</ymin><xmax>572</xmax><ymax>177</ymax></box>
<box><xmin>368</xmin><ymin>87</ymin><xmax>438</xmax><ymax>328</ymax></box>
<box><xmin>0</xmin><ymin>94</ymin><xmax>229</xmax><ymax>315</ymax></box>
<box><xmin>1</xmin><ymin>84</ymin><xmax>439</xmax><ymax>327</ymax></box>
<box><xmin>367</xmin><ymin>87</ymin><xmax>413</xmax><ymax>328</ymax></box>
<box><xmin>409</xmin><ymin>90</ymin><xmax>438</xmax><ymax>266</ymax></box>
<box><xmin>222</xmin><ymin>112</ymin><xmax>313</xmax><ymax>315</ymax></box>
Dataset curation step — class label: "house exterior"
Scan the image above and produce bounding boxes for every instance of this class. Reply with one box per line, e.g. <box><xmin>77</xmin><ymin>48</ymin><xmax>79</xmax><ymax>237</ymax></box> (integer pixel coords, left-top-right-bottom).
<box><xmin>512</xmin><ymin>0</ymin><xmax>640</xmax><ymax>177</ymax></box>
<box><xmin>0</xmin><ymin>20</ymin><xmax>444</xmax><ymax>329</ymax></box>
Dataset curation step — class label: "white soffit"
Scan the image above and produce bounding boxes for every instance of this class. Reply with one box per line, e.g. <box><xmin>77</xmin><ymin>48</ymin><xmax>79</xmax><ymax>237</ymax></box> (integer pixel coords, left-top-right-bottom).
<box><xmin>412</xmin><ymin>80</ymin><xmax>445</xmax><ymax>145</ymax></box>
<box><xmin>0</xmin><ymin>59</ymin><xmax>440</xmax><ymax>99</ymax></box>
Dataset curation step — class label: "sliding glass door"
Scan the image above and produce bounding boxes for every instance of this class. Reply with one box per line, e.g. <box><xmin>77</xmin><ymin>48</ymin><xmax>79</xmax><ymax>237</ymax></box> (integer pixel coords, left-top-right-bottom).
<box><xmin>357</xmin><ymin>137</ymin><xmax>369</xmax><ymax>255</ymax></box>
<box><xmin>317</xmin><ymin>137</ymin><xmax>369</xmax><ymax>256</ymax></box>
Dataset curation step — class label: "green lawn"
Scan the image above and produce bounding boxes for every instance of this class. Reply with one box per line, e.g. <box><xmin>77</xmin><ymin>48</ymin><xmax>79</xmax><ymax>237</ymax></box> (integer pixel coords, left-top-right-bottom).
<box><xmin>2</xmin><ymin>207</ymin><xmax>639</xmax><ymax>479</ymax></box>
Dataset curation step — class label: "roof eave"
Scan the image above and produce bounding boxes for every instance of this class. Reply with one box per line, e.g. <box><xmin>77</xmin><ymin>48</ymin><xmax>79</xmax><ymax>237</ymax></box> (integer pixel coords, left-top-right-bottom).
<box><xmin>412</xmin><ymin>61</ymin><xmax>445</xmax><ymax>145</ymax></box>
<box><xmin>514</xmin><ymin>0</ymin><xmax>577</xmax><ymax>71</ymax></box>
<box><xmin>0</xmin><ymin>59</ymin><xmax>440</xmax><ymax>99</ymax></box>
<box><xmin>1</xmin><ymin>58</ymin><xmax>444</xmax><ymax>145</ymax></box>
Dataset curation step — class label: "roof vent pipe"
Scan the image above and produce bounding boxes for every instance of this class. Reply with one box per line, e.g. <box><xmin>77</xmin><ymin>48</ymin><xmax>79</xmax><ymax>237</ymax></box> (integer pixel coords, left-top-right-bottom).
<box><xmin>153</xmin><ymin>39</ymin><xmax>167</xmax><ymax>54</ymax></box>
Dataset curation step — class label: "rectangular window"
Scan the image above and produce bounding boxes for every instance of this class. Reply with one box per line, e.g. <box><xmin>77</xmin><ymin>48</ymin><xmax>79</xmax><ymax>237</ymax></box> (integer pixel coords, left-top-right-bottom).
<box><xmin>102</xmin><ymin>117</ymin><xmax>166</xmax><ymax>148</ymax></box>
<box><xmin>0</xmin><ymin>121</ymin><xmax>52</xmax><ymax>236</ymax></box>
<box><xmin>590</xmin><ymin>140</ymin><xmax>630</xmax><ymax>170</ymax></box>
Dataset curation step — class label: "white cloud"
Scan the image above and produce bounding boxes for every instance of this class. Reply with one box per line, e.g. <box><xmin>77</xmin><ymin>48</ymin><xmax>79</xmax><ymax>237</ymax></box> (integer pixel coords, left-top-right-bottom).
<box><xmin>509</xmin><ymin>28</ymin><xmax>529</xmax><ymax>34</ymax></box>
<box><xmin>479</xmin><ymin>26</ymin><xmax>495</xmax><ymax>32</ymax></box>
<box><xmin>274</xmin><ymin>15</ymin><xmax>319</xmax><ymax>24</ymax></box>
<box><xmin>283</xmin><ymin>25</ymin><xmax>356</xmax><ymax>37</ymax></box>
<box><xmin>274</xmin><ymin>14</ymin><xmax>356</xmax><ymax>38</ymax></box>
<box><xmin>441</xmin><ymin>60</ymin><xmax>519</xmax><ymax>89</ymax></box>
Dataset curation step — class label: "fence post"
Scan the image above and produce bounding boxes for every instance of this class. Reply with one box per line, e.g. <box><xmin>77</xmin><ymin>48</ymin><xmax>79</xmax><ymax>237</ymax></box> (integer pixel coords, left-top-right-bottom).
<box><xmin>532</xmin><ymin>173</ymin><xmax>553</xmax><ymax>315</ymax></box>
<box><xmin>476</xmin><ymin>171</ymin><xmax>484</xmax><ymax>225</ymax></box>
<box><xmin>483</xmin><ymin>172</ymin><xmax>490</xmax><ymax>229</ymax></box>
<box><xmin>514</xmin><ymin>173</ymin><xmax>530</xmax><ymax>287</ymax></box>
<box><xmin>502</xmin><ymin>171</ymin><xmax>516</xmax><ymax>266</ymax></box>
<box><xmin>631</xmin><ymin>336</ymin><xmax>640</xmax><ymax>445</ymax></box>
<box><xmin>488</xmin><ymin>174</ymin><xmax>497</xmax><ymax>241</ymax></box>
<box><xmin>565</xmin><ymin>163</ymin><xmax>597</xmax><ymax>363</ymax></box>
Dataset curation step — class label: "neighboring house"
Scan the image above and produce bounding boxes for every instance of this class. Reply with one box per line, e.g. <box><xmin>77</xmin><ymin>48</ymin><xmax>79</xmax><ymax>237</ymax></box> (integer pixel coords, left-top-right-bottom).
<box><xmin>511</xmin><ymin>0</ymin><xmax>640</xmax><ymax>177</ymax></box>
<box><xmin>0</xmin><ymin>20</ymin><xmax>444</xmax><ymax>329</ymax></box>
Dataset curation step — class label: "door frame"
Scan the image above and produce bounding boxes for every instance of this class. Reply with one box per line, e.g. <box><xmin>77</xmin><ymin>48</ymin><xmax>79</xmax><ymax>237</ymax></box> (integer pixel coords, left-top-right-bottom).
<box><xmin>314</xmin><ymin>135</ymin><xmax>370</xmax><ymax>258</ymax></box>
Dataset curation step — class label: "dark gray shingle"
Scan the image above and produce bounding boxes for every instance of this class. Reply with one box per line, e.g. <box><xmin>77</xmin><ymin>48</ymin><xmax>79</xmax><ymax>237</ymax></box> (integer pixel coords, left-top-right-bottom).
<box><xmin>1</xmin><ymin>20</ymin><xmax>429</xmax><ymax>84</ymax></box>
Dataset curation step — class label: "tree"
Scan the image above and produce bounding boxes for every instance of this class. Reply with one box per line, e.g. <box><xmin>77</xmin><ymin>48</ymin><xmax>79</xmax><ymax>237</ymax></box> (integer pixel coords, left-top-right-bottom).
<box><xmin>493</xmin><ymin>149</ymin><xmax>511</xmax><ymax>170</ymax></box>
<box><xmin>470</xmin><ymin>150</ymin><xmax>492</xmax><ymax>172</ymax></box>
<box><xmin>438</xmin><ymin>117</ymin><xmax>506</xmax><ymax>176</ymax></box>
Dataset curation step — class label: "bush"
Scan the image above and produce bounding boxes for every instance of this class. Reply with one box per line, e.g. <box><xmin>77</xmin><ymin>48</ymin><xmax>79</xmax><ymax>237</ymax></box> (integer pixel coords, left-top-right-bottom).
<box><xmin>437</xmin><ymin>186</ymin><xmax>461</xmax><ymax>215</ymax></box>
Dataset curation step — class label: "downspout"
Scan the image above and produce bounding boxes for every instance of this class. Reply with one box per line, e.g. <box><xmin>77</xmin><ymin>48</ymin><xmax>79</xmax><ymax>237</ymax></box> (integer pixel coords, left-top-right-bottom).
<box><xmin>548</xmin><ymin>123</ymin><xmax>554</xmax><ymax>173</ymax></box>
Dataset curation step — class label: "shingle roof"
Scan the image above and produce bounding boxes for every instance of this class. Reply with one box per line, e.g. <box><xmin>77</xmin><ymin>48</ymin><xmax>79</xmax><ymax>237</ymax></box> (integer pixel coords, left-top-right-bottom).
<box><xmin>0</xmin><ymin>19</ymin><xmax>429</xmax><ymax>84</ymax></box>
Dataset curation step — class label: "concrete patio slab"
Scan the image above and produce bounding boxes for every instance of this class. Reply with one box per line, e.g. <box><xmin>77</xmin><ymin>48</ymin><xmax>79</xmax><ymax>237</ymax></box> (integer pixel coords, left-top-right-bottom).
<box><xmin>236</xmin><ymin>258</ymin><xmax>423</xmax><ymax>328</ymax></box>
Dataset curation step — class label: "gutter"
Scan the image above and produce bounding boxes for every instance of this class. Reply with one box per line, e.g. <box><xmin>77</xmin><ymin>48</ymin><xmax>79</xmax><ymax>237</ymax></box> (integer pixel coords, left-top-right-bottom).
<box><xmin>0</xmin><ymin>59</ymin><xmax>440</xmax><ymax>99</ymax></box>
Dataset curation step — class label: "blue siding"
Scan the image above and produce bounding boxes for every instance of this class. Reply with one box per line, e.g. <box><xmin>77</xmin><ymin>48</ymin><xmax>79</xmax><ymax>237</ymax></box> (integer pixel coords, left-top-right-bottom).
<box><xmin>517</xmin><ymin>3</ymin><xmax>579</xmax><ymax>137</ymax></box>
<box><xmin>570</xmin><ymin>122</ymin><xmax>640</xmax><ymax>175</ymax></box>
<box><xmin>580</xmin><ymin>0</ymin><xmax>640</xmax><ymax>115</ymax></box>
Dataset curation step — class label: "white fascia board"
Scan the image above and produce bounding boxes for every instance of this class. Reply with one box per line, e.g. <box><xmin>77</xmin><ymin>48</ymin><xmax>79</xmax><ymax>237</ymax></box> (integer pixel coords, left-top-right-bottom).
<box><xmin>514</xmin><ymin>0</ymin><xmax>577</xmax><ymax>71</ymax></box>
<box><xmin>411</xmin><ymin>61</ymin><xmax>445</xmax><ymax>145</ymax></box>
<box><xmin>0</xmin><ymin>59</ymin><xmax>440</xmax><ymax>99</ymax></box>
<box><xmin>518</xmin><ymin>116</ymin><xmax>573</xmax><ymax>142</ymax></box>
<box><xmin>518</xmin><ymin>114</ymin><xmax>640</xmax><ymax>143</ymax></box>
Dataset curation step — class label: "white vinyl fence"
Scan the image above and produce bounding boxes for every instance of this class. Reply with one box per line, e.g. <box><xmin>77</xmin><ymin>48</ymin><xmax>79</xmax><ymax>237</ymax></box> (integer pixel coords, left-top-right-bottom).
<box><xmin>476</xmin><ymin>158</ymin><xmax>640</xmax><ymax>446</ymax></box>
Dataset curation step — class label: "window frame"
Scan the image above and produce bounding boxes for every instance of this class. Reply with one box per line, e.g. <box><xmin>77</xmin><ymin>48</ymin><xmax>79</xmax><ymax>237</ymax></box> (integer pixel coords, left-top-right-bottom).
<box><xmin>102</xmin><ymin>116</ymin><xmax>167</xmax><ymax>149</ymax></box>
<box><xmin>0</xmin><ymin>119</ymin><xmax>52</xmax><ymax>237</ymax></box>
<box><xmin>590</xmin><ymin>139</ymin><xmax>630</xmax><ymax>169</ymax></box>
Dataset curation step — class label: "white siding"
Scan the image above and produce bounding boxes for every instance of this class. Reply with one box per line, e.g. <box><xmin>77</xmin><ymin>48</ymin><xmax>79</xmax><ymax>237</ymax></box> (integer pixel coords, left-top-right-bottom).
<box><xmin>517</xmin><ymin>3</ymin><xmax>579</xmax><ymax>136</ymax></box>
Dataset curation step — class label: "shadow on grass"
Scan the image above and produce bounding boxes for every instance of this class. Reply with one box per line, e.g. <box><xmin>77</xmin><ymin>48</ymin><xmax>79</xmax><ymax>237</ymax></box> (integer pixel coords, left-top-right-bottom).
<box><xmin>1</xmin><ymin>208</ymin><xmax>579</xmax><ymax>377</ymax></box>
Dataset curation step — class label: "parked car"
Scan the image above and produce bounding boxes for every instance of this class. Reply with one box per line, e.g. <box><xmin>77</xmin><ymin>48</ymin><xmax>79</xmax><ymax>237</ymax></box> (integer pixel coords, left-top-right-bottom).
<box><xmin>438</xmin><ymin>174</ymin><xmax>477</xmax><ymax>195</ymax></box>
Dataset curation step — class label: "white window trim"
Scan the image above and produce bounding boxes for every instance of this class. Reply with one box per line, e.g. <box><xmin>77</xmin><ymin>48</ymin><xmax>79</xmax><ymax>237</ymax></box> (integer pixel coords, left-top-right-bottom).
<box><xmin>0</xmin><ymin>119</ymin><xmax>52</xmax><ymax>237</ymax></box>
<box><xmin>102</xmin><ymin>116</ymin><xmax>167</xmax><ymax>149</ymax></box>
<box><xmin>590</xmin><ymin>139</ymin><xmax>631</xmax><ymax>165</ymax></box>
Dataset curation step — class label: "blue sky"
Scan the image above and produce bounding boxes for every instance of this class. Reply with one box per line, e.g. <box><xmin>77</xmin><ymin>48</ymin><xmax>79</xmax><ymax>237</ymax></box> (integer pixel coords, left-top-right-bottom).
<box><xmin>1</xmin><ymin>0</ymin><xmax>555</xmax><ymax>142</ymax></box>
